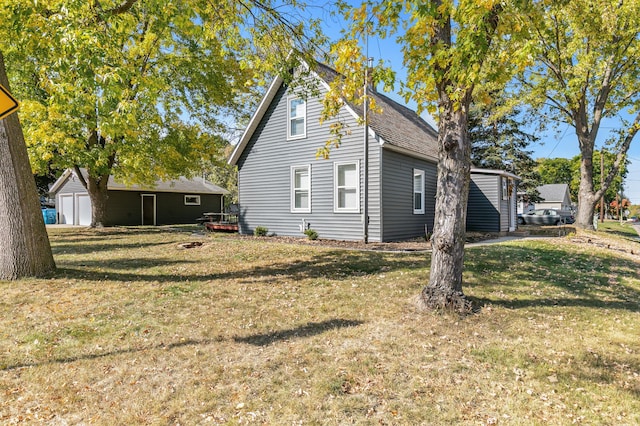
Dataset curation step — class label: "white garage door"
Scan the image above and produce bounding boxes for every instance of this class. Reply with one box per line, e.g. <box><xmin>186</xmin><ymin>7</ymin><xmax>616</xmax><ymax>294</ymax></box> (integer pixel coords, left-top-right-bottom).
<box><xmin>59</xmin><ymin>194</ymin><xmax>74</xmax><ymax>224</ymax></box>
<box><xmin>77</xmin><ymin>194</ymin><xmax>92</xmax><ymax>226</ymax></box>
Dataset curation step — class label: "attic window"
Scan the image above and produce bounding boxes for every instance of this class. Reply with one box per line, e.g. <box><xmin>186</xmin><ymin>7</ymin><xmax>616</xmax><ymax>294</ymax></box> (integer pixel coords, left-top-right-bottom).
<box><xmin>287</xmin><ymin>97</ymin><xmax>306</xmax><ymax>139</ymax></box>
<box><xmin>185</xmin><ymin>195</ymin><xmax>201</xmax><ymax>206</ymax></box>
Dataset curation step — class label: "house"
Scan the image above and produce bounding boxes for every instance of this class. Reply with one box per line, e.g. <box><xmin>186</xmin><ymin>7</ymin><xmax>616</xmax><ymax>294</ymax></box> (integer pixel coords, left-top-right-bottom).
<box><xmin>50</xmin><ymin>169</ymin><xmax>228</xmax><ymax>226</ymax></box>
<box><xmin>535</xmin><ymin>184</ymin><xmax>573</xmax><ymax>211</ymax></box>
<box><xmin>228</xmin><ymin>63</ymin><xmax>519</xmax><ymax>241</ymax></box>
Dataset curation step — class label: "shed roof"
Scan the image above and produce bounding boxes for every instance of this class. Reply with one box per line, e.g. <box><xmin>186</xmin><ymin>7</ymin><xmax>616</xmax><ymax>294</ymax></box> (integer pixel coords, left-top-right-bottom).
<box><xmin>228</xmin><ymin>62</ymin><xmax>439</xmax><ymax>165</ymax></box>
<box><xmin>470</xmin><ymin>168</ymin><xmax>519</xmax><ymax>180</ymax></box>
<box><xmin>50</xmin><ymin>168</ymin><xmax>229</xmax><ymax>195</ymax></box>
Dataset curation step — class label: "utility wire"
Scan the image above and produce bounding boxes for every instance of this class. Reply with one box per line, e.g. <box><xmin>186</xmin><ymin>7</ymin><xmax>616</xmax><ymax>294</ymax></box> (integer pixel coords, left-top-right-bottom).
<box><xmin>547</xmin><ymin>125</ymin><xmax>570</xmax><ymax>157</ymax></box>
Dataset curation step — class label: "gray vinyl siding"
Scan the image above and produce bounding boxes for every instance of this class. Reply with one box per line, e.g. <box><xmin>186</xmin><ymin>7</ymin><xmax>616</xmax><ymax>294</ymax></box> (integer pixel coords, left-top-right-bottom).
<box><xmin>380</xmin><ymin>149</ymin><xmax>437</xmax><ymax>241</ymax></box>
<box><xmin>55</xmin><ymin>174</ymin><xmax>87</xmax><ymax>197</ymax></box>
<box><xmin>500</xmin><ymin>195</ymin><xmax>510</xmax><ymax>231</ymax></box>
<box><xmin>467</xmin><ymin>174</ymin><xmax>501</xmax><ymax>232</ymax></box>
<box><xmin>237</xmin><ymin>83</ymin><xmax>381</xmax><ymax>241</ymax></box>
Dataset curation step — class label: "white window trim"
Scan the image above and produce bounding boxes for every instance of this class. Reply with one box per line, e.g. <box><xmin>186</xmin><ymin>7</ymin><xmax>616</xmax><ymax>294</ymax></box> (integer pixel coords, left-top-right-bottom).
<box><xmin>291</xmin><ymin>164</ymin><xmax>311</xmax><ymax>213</ymax></box>
<box><xmin>184</xmin><ymin>195</ymin><xmax>201</xmax><ymax>206</ymax></box>
<box><xmin>413</xmin><ymin>169</ymin><xmax>425</xmax><ymax>214</ymax></box>
<box><xmin>287</xmin><ymin>96</ymin><xmax>307</xmax><ymax>140</ymax></box>
<box><xmin>502</xmin><ymin>178</ymin><xmax>509</xmax><ymax>200</ymax></box>
<box><xmin>334</xmin><ymin>161</ymin><xmax>360</xmax><ymax>213</ymax></box>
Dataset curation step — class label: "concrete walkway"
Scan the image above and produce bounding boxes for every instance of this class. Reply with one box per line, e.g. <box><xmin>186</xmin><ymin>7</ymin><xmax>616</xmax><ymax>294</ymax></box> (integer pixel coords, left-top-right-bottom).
<box><xmin>464</xmin><ymin>235</ymin><xmax>548</xmax><ymax>248</ymax></box>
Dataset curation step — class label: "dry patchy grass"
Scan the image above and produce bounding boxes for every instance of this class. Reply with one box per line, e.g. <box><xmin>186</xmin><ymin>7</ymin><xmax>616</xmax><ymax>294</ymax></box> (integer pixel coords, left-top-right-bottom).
<box><xmin>1</xmin><ymin>227</ymin><xmax>639</xmax><ymax>425</ymax></box>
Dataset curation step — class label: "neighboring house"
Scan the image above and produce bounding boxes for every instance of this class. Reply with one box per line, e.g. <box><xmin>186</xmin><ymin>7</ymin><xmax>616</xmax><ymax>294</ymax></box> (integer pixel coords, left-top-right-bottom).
<box><xmin>535</xmin><ymin>184</ymin><xmax>573</xmax><ymax>211</ymax></box>
<box><xmin>50</xmin><ymin>169</ymin><xmax>228</xmax><ymax>226</ymax></box>
<box><xmin>228</xmin><ymin>63</ymin><xmax>519</xmax><ymax>242</ymax></box>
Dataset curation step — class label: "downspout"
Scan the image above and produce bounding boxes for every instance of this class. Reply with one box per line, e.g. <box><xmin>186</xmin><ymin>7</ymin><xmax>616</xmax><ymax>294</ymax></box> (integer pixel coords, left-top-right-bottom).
<box><xmin>363</xmin><ymin>57</ymin><xmax>373</xmax><ymax>244</ymax></box>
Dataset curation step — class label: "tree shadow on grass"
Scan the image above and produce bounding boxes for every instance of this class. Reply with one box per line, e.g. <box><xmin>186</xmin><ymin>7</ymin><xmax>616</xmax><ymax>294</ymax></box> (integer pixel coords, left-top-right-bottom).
<box><xmin>53</xmin><ymin>249</ymin><xmax>423</xmax><ymax>285</ymax></box>
<box><xmin>465</xmin><ymin>241</ymin><xmax>640</xmax><ymax>312</ymax></box>
<box><xmin>0</xmin><ymin>318</ymin><xmax>362</xmax><ymax>372</ymax></box>
<box><xmin>233</xmin><ymin>318</ymin><xmax>364</xmax><ymax>346</ymax></box>
<box><xmin>0</xmin><ymin>337</ymin><xmax>224</xmax><ymax>372</ymax></box>
<box><xmin>59</xmin><ymin>258</ymin><xmax>197</xmax><ymax>270</ymax></box>
<box><xmin>51</xmin><ymin>241</ymin><xmax>164</xmax><ymax>255</ymax></box>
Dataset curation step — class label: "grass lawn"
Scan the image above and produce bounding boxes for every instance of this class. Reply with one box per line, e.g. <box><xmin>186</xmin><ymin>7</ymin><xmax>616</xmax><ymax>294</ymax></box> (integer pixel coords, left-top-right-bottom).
<box><xmin>1</xmin><ymin>227</ymin><xmax>639</xmax><ymax>424</ymax></box>
<box><xmin>598</xmin><ymin>220</ymin><xmax>640</xmax><ymax>239</ymax></box>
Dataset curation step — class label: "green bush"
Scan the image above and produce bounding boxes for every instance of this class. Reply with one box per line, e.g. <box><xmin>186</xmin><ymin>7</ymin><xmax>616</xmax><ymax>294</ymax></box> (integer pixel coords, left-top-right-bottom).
<box><xmin>304</xmin><ymin>229</ymin><xmax>318</xmax><ymax>240</ymax></box>
<box><xmin>254</xmin><ymin>226</ymin><xmax>268</xmax><ymax>237</ymax></box>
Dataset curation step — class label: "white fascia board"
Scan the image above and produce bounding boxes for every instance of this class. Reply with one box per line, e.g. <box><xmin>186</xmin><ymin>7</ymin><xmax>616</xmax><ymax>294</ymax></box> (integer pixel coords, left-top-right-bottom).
<box><xmin>309</xmin><ymin>69</ymin><xmax>361</xmax><ymax>123</ymax></box>
<box><xmin>470</xmin><ymin>168</ymin><xmax>520</xmax><ymax>181</ymax></box>
<box><xmin>49</xmin><ymin>168</ymin><xmax>74</xmax><ymax>194</ymax></box>
<box><xmin>229</xmin><ymin>64</ymin><xmax>367</xmax><ymax>166</ymax></box>
<box><xmin>228</xmin><ymin>76</ymin><xmax>284</xmax><ymax>166</ymax></box>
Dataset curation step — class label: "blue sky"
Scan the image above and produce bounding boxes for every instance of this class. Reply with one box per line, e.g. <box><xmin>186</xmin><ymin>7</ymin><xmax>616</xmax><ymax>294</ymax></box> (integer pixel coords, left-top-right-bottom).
<box><xmin>313</xmin><ymin>4</ymin><xmax>640</xmax><ymax>204</ymax></box>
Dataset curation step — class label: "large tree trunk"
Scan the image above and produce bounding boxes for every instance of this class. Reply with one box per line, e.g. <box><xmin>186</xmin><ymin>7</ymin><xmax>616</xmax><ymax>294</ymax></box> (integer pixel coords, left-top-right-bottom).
<box><xmin>575</xmin><ymin>156</ymin><xmax>597</xmax><ymax>229</ymax></box>
<box><xmin>75</xmin><ymin>166</ymin><xmax>110</xmax><ymax>228</ymax></box>
<box><xmin>574</xmin><ymin>131</ymin><xmax>597</xmax><ymax>230</ymax></box>
<box><xmin>421</xmin><ymin>104</ymin><xmax>472</xmax><ymax>312</ymax></box>
<box><xmin>87</xmin><ymin>174</ymin><xmax>110</xmax><ymax>228</ymax></box>
<box><xmin>0</xmin><ymin>52</ymin><xmax>56</xmax><ymax>279</ymax></box>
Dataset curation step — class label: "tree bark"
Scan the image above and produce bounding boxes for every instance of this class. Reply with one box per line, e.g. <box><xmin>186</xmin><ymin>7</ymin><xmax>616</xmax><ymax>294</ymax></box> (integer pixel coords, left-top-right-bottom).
<box><xmin>574</xmin><ymin>132</ymin><xmax>597</xmax><ymax>230</ymax></box>
<box><xmin>74</xmin><ymin>165</ymin><xmax>110</xmax><ymax>227</ymax></box>
<box><xmin>88</xmin><ymin>174</ymin><xmax>110</xmax><ymax>227</ymax></box>
<box><xmin>575</xmin><ymin>151</ymin><xmax>598</xmax><ymax>230</ymax></box>
<box><xmin>0</xmin><ymin>51</ymin><xmax>56</xmax><ymax>279</ymax></box>
<box><xmin>421</xmin><ymin>103</ymin><xmax>472</xmax><ymax>313</ymax></box>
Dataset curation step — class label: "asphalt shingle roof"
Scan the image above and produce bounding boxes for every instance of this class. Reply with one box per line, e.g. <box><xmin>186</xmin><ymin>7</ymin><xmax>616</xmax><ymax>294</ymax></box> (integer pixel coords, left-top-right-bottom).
<box><xmin>106</xmin><ymin>175</ymin><xmax>228</xmax><ymax>195</ymax></box>
<box><xmin>537</xmin><ymin>184</ymin><xmax>570</xmax><ymax>202</ymax></box>
<box><xmin>51</xmin><ymin>168</ymin><xmax>228</xmax><ymax>195</ymax></box>
<box><xmin>315</xmin><ymin>63</ymin><xmax>439</xmax><ymax>161</ymax></box>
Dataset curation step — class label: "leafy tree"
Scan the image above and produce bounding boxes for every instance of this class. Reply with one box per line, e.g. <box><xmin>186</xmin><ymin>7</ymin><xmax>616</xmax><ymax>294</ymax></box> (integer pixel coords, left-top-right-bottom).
<box><xmin>536</xmin><ymin>157</ymin><xmax>574</xmax><ymax>187</ymax></box>
<box><xmin>609</xmin><ymin>197</ymin><xmax>630</xmax><ymax>218</ymax></box>
<box><xmin>206</xmin><ymin>142</ymin><xmax>238</xmax><ymax>209</ymax></box>
<box><xmin>468</xmin><ymin>102</ymin><xmax>541</xmax><ymax>202</ymax></box>
<box><xmin>326</xmin><ymin>0</ymin><xmax>528</xmax><ymax>312</ymax></box>
<box><xmin>0</xmin><ymin>51</ymin><xmax>55</xmax><ymax>279</ymax></box>
<box><xmin>536</xmin><ymin>150</ymin><xmax>627</xmax><ymax>211</ymax></box>
<box><xmin>513</xmin><ymin>0</ymin><xmax>640</xmax><ymax>229</ymax></box>
<box><xmin>589</xmin><ymin>150</ymin><xmax>628</xmax><ymax>213</ymax></box>
<box><xmin>0</xmin><ymin>0</ymin><xmax>323</xmax><ymax>227</ymax></box>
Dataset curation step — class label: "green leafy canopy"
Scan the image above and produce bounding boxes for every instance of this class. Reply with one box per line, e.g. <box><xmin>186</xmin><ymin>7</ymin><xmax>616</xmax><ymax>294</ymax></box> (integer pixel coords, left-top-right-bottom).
<box><xmin>0</xmin><ymin>0</ymin><xmax>326</xmax><ymax>184</ymax></box>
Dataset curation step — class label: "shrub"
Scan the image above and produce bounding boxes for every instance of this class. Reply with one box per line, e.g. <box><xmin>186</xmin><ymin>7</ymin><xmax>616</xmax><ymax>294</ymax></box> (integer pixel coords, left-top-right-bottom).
<box><xmin>254</xmin><ymin>226</ymin><xmax>268</xmax><ymax>237</ymax></box>
<box><xmin>304</xmin><ymin>229</ymin><xmax>318</xmax><ymax>240</ymax></box>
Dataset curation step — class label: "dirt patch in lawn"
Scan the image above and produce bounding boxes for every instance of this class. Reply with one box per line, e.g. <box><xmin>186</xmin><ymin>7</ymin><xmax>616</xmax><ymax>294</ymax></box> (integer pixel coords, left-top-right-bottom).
<box><xmin>568</xmin><ymin>231</ymin><xmax>640</xmax><ymax>259</ymax></box>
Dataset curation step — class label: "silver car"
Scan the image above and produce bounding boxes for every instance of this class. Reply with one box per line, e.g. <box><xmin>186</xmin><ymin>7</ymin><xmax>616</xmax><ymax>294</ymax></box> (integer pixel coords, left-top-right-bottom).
<box><xmin>519</xmin><ymin>209</ymin><xmax>574</xmax><ymax>226</ymax></box>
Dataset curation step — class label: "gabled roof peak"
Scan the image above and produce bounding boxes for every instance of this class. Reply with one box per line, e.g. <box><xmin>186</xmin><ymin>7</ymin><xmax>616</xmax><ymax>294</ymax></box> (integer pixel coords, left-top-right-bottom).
<box><xmin>228</xmin><ymin>62</ymin><xmax>439</xmax><ymax>166</ymax></box>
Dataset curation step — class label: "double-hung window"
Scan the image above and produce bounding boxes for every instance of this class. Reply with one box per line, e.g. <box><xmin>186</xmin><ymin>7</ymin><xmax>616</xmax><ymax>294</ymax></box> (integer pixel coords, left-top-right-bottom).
<box><xmin>287</xmin><ymin>97</ymin><xmax>306</xmax><ymax>139</ymax></box>
<box><xmin>291</xmin><ymin>165</ymin><xmax>311</xmax><ymax>212</ymax></box>
<box><xmin>413</xmin><ymin>169</ymin><xmax>425</xmax><ymax>214</ymax></box>
<box><xmin>334</xmin><ymin>162</ymin><xmax>359</xmax><ymax>212</ymax></box>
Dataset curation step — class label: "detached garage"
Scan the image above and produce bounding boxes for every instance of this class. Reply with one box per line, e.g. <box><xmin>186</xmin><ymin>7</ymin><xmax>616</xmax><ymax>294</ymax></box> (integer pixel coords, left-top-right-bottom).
<box><xmin>50</xmin><ymin>169</ymin><xmax>229</xmax><ymax>226</ymax></box>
